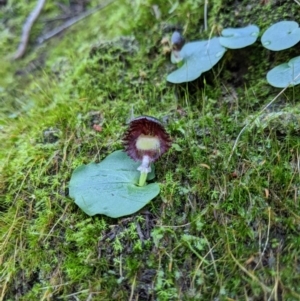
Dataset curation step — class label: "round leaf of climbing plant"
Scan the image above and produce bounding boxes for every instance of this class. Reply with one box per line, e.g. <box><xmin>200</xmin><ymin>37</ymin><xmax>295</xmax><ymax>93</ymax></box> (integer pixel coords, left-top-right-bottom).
<box><xmin>69</xmin><ymin>150</ymin><xmax>159</xmax><ymax>218</ymax></box>
<box><xmin>261</xmin><ymin>21</ymin><xmax>300</xmax><ymax>51</ymax></box>
<box><xmin>219</xmin><ymin>25</ymin><xmax>259</xmax><ymax>49</ymax></box>
<box><xmin>267</xmin><ymin>56</ymin><xmax>300</xmax><ymax>88</ymax></box>
<box><xmin>167</xmin><ymin>37</ymin><xmax>226</xmax><ymax>83</ymax></box>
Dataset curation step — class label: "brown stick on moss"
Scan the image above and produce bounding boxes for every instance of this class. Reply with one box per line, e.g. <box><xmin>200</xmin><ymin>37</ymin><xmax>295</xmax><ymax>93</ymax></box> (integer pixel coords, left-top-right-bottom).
<box><xmin>36</xmin><ymin>0</ymin><xmax>117</xmax><ymax>45</ymax></box>
<box><xmin>13</xmin><ymin>0</ymin><xmax>47</xmax><ymax>60</ymax></box>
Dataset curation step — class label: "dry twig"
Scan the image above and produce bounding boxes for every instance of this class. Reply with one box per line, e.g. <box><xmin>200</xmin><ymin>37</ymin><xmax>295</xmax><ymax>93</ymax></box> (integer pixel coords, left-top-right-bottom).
<box><xmin>37</xmin><ymin>0</ymin><xmax>117</xmax><ymax>44</ymax></box>
<box><xmin>13</xmin><ymin>0</ymin><xmax>117</xmax><ymax>59</ymax></box>
<box><xmin>13</xmin><ymin>0</ymin><xmax>46</xmax><ymax>60</ymax></box>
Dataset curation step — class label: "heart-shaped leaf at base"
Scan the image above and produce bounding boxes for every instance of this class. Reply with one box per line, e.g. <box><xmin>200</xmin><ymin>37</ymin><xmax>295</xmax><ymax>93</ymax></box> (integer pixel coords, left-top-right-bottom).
<box><xmin>167</xmin><ymin>37</ymin><xmax>226</xmax><ymax>83</ymax></box>
<box><xmin>69</xmin><ymin>150</ymin><xmax>160</xmax><ymax>218</ymax></box>
<box><xmin>267</xmin><ymin>56</ymin><xmax>300</xmax><ymax>88</ymax></box>
<box><xmin>219</xmin><ymin>25</ymin><xmax>260</xmax><ymax>49</ymax></box>
<box><xmin>261</xmin><ymin>21</ymin><xmax>300</xmax><ymax>51</ymax></box>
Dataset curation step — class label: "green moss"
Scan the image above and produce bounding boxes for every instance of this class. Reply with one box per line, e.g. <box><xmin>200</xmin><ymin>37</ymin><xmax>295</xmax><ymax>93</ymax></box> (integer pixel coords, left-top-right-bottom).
<box><xmin>1</xmin><ymin>0</ymin><xmax>300</xmax><ymax>300</ymax></box>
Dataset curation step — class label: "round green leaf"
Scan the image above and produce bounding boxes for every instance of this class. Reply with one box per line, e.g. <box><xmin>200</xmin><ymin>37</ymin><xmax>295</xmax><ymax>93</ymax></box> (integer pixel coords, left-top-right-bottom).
<box><xmin>219</xmin><ymin>25</ymin><xmax>259</xmax><ymax>49</ymax></box>
<box><xmin>69</xmin><ymin>150</ymin><xmax>160</xmax><ymax>218</ymax></box>
<box><xmin>267</xmin><ymin>56</ymin><xmax>300</xmax><ymax>88</ymax></box>
<box><xmin>167</xmin><ymin>37</ymin><xmax>226</xmax><ymax>83</ymax></box>
<box><xmin>261</xmin><ymin>21</ymin><xmax>300</xmax><ymax>51</ymax></box>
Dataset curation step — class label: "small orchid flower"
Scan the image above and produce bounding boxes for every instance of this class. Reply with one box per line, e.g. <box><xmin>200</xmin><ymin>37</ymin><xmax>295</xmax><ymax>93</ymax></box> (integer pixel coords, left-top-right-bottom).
<box><xmin>171</xmin><ymin>31</ymin><xmax>185</xmax><ymax>51</ymax></box>
<box><xmin>171</xmin><ymin>31</ymin><xmax>185</xmax><ymax>64</ymax></box>
<box><xmin>123</xmin><ymin>116</ymin><xmax>172</xmax><ymax>186</ymax></box>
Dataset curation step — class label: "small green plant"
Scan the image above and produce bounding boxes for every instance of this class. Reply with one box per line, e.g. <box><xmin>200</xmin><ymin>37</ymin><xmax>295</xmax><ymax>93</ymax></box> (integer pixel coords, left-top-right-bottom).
<box><xmin>261</xmin><ymin>21</ymin><xmax>300</xmax><ymax>51</ymax></box>
<box><xmin>261</xmin><ymin>21</ymin><xmax>300</xmax><ymax>87</ymax></box>
<box><xmin>167</xmin><ymin>36</ymin><xmax>226</xmax><ymax>83</ymax></box>
<box><xmin>266</xmin><ymin>56</ymin><xmax>300</xmax><ymax>88</ymax></box>
<box><xmin>219</xmin><ymin>25</ymin><xmax>260</xmax><ymax>49</ymax></box>
<box><xmin>167</xmin><ymin>25</ymin><xmax>259</xmax><ymax>84</ymax></box>
<box><xmin>69</xmin><ymin>116</ymin><xmax>171</xmax><ymax>218</ymax></box>
<box><xmin>167</xmin><ymin>21</ymin><xmax>300</xmax><ymax>88</ymax></box>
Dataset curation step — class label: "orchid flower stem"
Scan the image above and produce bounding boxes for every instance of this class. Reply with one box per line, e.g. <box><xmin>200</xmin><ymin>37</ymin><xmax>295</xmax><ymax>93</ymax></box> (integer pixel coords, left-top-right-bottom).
<box><xmin>139</xmin><ymin>171</ymin><xmax>148</xmax><ymax>187</ymax></box>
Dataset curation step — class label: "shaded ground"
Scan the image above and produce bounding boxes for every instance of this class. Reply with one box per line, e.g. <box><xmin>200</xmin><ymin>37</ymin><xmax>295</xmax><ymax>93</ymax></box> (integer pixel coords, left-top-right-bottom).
<box><xmin>1</xmin><ymin>0</ymin><xmax>300</xmax><ymax>300</ymax></box>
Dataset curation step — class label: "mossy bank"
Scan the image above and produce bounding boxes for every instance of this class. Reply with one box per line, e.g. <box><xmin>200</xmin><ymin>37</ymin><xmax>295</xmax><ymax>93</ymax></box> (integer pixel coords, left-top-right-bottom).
<box><xmin>0</xmin><ymin>0</ymin><xmax>300</xmax><ymax>300</ymax></box>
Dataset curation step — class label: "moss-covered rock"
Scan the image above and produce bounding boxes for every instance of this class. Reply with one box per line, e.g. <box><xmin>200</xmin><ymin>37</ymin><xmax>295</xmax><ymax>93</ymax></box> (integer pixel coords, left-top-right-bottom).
<box><xmin>1</xmin><ymin>1</ymin><xmax>300</xmax><ymax>300</ymax></box>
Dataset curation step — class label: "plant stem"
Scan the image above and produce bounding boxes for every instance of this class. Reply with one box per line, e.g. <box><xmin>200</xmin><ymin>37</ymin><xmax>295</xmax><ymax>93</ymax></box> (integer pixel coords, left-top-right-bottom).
<box><xmin>138</xmin><ymin>171</ymin><xmax>147</xmax><ymax>187</ymax></box>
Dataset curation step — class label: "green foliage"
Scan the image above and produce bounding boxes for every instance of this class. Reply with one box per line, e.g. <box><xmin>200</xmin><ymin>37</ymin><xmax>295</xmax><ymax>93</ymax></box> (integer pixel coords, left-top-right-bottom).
<box><xmin>167</xmin><ymin>38</ymin><xmax>226</xmax><ymax>83</ymax></box>
<box><xmin>219</xmin><ymin>25</ymin><xmax>259</xmax><ymax>49</ymax></box>
<box><xmin>69</xmin><ymin>150</ymin><xmax>159</xmax><ymax>217</ymax></box>
<box><xmin>261</xmin><ymin>20</ymin><xmax>300</xmax><ymax>51</ymax></box>
<box><xmin>167</xmin><ymin>26</ymin><xmax>259</xmax><ymax>84</ymax></box>
<box><xmin>1</xmin><ymin>0</ymin><xmax>300</xmax><ymax>300</ymax></box>
<box><xmin>267</xmin><ymin>56</ymin><xmax>300</xmax><ymax>88</ymax></box>
<box><xmin>260</xmin><ymin>20</ymin><xmax>300</xmax><ymax>88</ymax></box>
<box><xmin>168</xmin><ymin>20</ymin><xmax>300</xmax><ymax>88</ymax></box>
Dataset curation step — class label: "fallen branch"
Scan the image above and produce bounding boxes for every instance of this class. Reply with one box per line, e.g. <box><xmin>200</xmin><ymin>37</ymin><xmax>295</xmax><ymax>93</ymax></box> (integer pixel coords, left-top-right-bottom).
<box><xmin>13</xmin><ymin>0</ymin><xmax>47</xmax><ymax>60</ymax></box>
<box><xmin>37</xmin><ymin>0</ymin><xmax>117</xmax><ymax>44</ymax></box>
